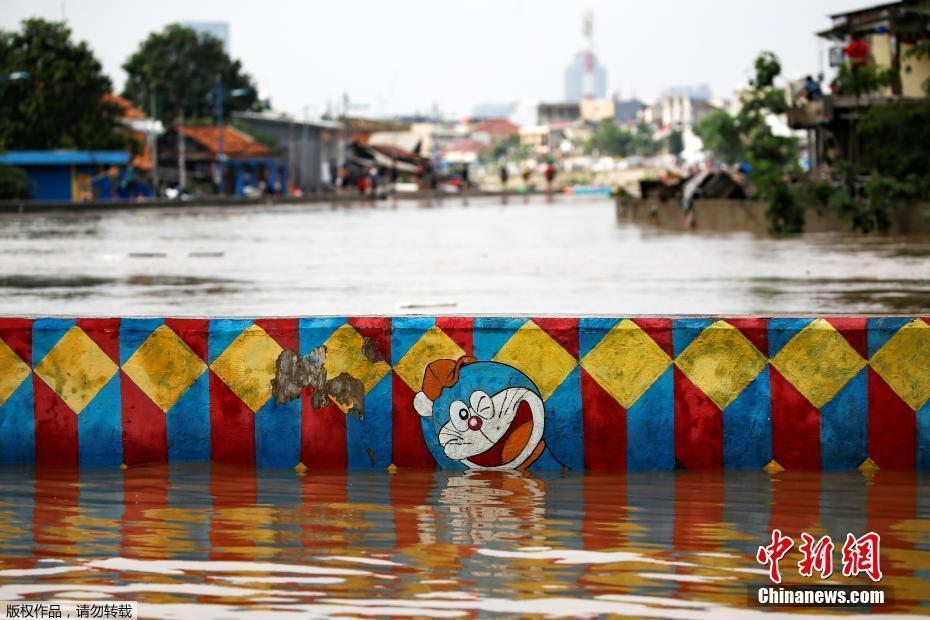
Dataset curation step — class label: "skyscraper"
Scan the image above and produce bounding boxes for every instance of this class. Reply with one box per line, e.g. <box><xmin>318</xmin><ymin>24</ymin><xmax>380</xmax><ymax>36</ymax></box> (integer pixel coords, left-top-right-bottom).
<box><xmin>564</xmin><ymin>52</ymin><xmax>607</xmax><ymax>102</ymax></box>
<box><xmin>564</xmin><ymin>12</ymin><xmax>607</xmax><ymax>102</ymax></box>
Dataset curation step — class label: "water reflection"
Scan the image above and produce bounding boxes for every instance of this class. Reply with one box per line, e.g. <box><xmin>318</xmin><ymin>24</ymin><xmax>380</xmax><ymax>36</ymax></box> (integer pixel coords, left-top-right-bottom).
<box><xmin>0</xmin><ymin>465</ymin><xmax>928</xmax><ymax>617</ymax></box>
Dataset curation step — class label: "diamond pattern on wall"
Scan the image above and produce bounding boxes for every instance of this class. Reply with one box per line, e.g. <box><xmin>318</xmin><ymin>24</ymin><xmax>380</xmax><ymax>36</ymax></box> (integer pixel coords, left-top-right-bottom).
<box><xmin>771</xmin><ymin>318</ymin><xmax>866</xmax><ymax>409</ymax></box>
<box><xmin>675</xmin><ymin>320</ymin><xmax>767</xmax><ymax>410</ymax></box>
<box><xmin>581</xmin><ymin>319</ymin><xmax>671</xmax><ymax>409</ymax></box>
<box><xmin>0</xmin><ymin>337</ymin><xmax>30</xmax><ymax>408</ymax></box>
<box><xmin>210</xmin><ymin>324</ymin><xmax>283</xmax><ymax>413</ymax></box>
<box><xmin>393</xmin><ymin>325</ymin><xmax>466</xmax><ymax>392</ymax></box>
<box><xmin>492</xmin><ymin>320</ymin><xmax>576</xmax><ymax>400</ymax></box>
<box><xmin>123</xmin><ymin>324</ymin><xmax>207</xmax><ymax>413</ymax></box>
<box><xmin>34</xmin><ymin>326</ymin><xmax>118</xmax><ymax>414</ymax></box>
<box><xmin>869</xmin><ymin>318</ymin><xmax>930</xmax><ymax>411</ymax></box>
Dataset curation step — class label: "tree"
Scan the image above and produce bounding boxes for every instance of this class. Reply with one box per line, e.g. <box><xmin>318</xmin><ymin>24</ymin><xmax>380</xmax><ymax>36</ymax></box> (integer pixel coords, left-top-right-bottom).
<box><xmin>0</xmin><ymin>18</ymin><xmax>123</xmax><ymax>150</ymax></box>
<box><xmin>697</xmin><ymin>110</ymin><xmax>744</xmax><ymax>164</ymax></box>
<box><xmin>0</xmin><ymin>164</ymin><xmax>31</xmax><ymax>199</ymax></box>
<box><xmin>122</xmin><ymin>24</ymin><xmax>259</xmax><ymax>124</ymax></box>
<box><xmin>738</xmin><ymin>51</ymin><xmax>804</xmax><ymax>233</ymax></box>
<box><xmin>587</xmin><ymin>120</ymin><xmax>634</xmax><ymax>156</ymax></box>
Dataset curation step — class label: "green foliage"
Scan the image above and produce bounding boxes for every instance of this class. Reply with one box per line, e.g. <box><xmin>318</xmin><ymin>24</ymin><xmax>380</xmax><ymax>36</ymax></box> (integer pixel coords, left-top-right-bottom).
<box><xmin>825</xmin><ymin>174</ymin><xmax>917</xmax><ymax>234</ymax></box>
<box><xmin>739</xmin><ymin>51</ymin><xmax>804</xmax><ymax>233</ymax></box>
<box><xmin>696</xmin><ymin>110</ymin><xmax>744</xmax><ymax>163</ymax></box>
<box><xmin>859</xmin><ymin>98</ymin><xmax>930</xmax><ymax>185</ymax></box>
<box><xmin>751</xmin><ymin>51</ymin><xmax>781</xmax><ymax>89</ymax></box>
<box><xmin>486</xmin><ymin>134</ymin><xmax>530</xmax><ymax>162</ymax></box>
<box><xmin>836</xmin><ymin>61</ymin><xmax>897</xmax><ymax>97</ymax></box>
<box><xmin>0</xmin><ymin>18</ymin><xmax>123</xmax><ymax>150</ymax></box>
<box><xmin>0</xmin><ymin>163</ymin><xmax>31</xmax><ymax>199</ymax></box>
<box><xmin>122</xmin><ymin>24</ymin><xmax>259</xmax><ymax>123</ymax></box>
<box><xmin>585</xmin><ymin>121</ymin><xmax>661</xmax><ymax>158</ymax></box>
<box><xmin>587</xmin><ymin>120</ymin><xmax>634</xmax><ymax>156</ymax></box>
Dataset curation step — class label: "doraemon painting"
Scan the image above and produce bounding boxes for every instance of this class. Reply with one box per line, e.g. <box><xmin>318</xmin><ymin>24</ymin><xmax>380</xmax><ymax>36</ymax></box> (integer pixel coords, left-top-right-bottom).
<box><xmin>413</xmin><ymin>356</ymin><xmax>548</xmax><ymax>470</ymax></box>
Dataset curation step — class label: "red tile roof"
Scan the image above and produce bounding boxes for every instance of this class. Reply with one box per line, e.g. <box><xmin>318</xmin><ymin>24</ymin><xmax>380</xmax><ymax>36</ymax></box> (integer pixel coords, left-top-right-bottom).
<box><xmin>471</xmin><ymin>118</ymin><xmax>519</xmax><ymax>136</ymax></box>
<box><xmin>178</xmin><ymin>125</ymin><xmax>271</xmax><ymax>158</ymax></box>
<box><xmin>104</xmin><ymin>94</ymin><xmax>147</xmax><ymax>120</ymax></box>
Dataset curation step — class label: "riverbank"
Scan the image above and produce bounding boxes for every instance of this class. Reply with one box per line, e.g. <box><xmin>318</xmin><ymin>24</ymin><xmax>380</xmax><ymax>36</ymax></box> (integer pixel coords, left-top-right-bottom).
<box><xmin>0</xmin><ymin>189</ymin><xmax>555</xmax><ymax>214</ymax></box>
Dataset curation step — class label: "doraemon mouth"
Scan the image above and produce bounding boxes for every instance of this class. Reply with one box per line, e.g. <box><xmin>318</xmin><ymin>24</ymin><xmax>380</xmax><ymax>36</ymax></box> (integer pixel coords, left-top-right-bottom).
<box><xmin>437</xmin><ymin>387</ymin><xmax>545</xmax><ymax>470</ymax></box>
<box><xmin>466</xmin><ymin>398</ymin><xmax>535</xmax><ymax>467</ymax></box>
<box><xmin>414</xmin><ymin>357</ymin><xmax>547</xmax><ymax>470</ymax></box>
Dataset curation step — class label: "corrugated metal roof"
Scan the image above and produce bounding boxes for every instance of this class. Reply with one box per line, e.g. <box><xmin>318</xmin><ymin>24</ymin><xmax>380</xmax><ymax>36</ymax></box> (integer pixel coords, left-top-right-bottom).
<box><xmin>0</xmin><ymin>151</ymin><xmax>131</xmax><ymax>166</ymax></box>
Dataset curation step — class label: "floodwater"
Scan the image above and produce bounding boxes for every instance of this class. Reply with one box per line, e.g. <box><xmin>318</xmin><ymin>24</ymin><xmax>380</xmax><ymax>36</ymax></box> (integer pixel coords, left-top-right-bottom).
<box><xmin>0</xmin><ymin>195</ymin><xmax>928</xmax><ymax>316</ymax></box>
<box><xmin>1</xmin><ymin>465</ymin><xmax>928</xmax><ymax>618</ymax></box>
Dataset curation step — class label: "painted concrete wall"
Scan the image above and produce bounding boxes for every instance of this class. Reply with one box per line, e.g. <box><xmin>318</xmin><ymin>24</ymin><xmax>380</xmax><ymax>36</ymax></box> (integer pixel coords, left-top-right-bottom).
<box><xmin>0</xmin><ymin>316</ymin><xmax>927</xmax><ymax>471</ymax></box>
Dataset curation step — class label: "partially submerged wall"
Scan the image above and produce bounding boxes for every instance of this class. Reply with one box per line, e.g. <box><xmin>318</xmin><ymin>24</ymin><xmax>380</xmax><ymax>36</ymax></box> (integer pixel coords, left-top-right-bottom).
<box><xmin>0</xmin><ymin>316</ymin><xmax>927</xmax><ymax>471</ymax></box>
<box><xmin>617</xmin><ymin>198</ymin><xmax>930</xmax><ymax>235</ymax></box>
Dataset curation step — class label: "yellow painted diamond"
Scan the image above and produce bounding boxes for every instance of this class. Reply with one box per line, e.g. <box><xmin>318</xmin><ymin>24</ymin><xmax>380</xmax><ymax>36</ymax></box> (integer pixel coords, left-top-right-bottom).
<box><xmin>675</xmin><ymin>320</ymin><xmax>767</xmax><ymax>410</ymax></box>
<box><xmin>323</xmin><ymin>324</ymin><xmax>391</xmax><ymax>412</ymax></box>
<box><xmin>771</xmin><ymin>318</ymin><xmax>866</xmax><ymax>409</ymax></box>
<box><xmin>394</xmin><ymin>325</ymin><xmax>465</xmax><ymax>392</ymax></box>
<box><xmin>34</xmin><ymin>326</ymin><xmax>118</xmax><ymax>414</ymax></box>
<box><xmin>870</xmin><ymin>318</ymin><xmax>930</xmax><ymax>410</ymax></box>
<box><xmin>493</xmin><ymin>320</ymin><xmax>576</xmax><ymax>400</ymax></box>
<box><xmin>0</xmin><ymin>338</ymin><xmax>30</xmax><ymax>408</ymax></box>
<box><xmin>123</xmin><ymin>324</ymin><xmax>207</xmax><ymax>413</ymax></box>
<box><xmin>210</xmin><ymin>324</ymin><xmax>283</xmax><ymax>413</ymax></box>
<box><xmin>581</xmin><ymin>319</ymin><xmax>671</xmax><ymax>409</ymax></box>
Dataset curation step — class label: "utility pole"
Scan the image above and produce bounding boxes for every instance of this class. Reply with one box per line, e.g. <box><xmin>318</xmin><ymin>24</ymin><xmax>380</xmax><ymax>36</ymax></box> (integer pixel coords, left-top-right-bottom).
<box><xmin>178</xmin><ymin>109</ymin><xmax>187</xmax><ymax>189</ymax></box>
<box><xmin>301</xmin><ymin>105</ymin><xmax>311</xmax><ymax>192</ymax></box>
<box><xmin>149</xmin><ymin>92</ymin><xmax>159</xmax><ymax>193</ymax></box>
<box><xmin>342</xmin><ymin>92</ymin><xmax>350</xmax><ymax>167</ymax></box>
<box><xmin>214</xmin><ymin>76</ymin><xmax>225</xmax><ymax>191</ymax></box>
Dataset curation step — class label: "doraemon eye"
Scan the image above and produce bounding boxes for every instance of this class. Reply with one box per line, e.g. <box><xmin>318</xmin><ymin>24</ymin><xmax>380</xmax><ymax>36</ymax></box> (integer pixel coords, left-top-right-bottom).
<box><xmin>450</xmin><ymin>400</ymin><xmax>470</xmax><ymax>431</ymax></box>
<box><xmin>470</xmin><ymin>391</ymin><xmax>493</xmax><ymax>419</ymax></box>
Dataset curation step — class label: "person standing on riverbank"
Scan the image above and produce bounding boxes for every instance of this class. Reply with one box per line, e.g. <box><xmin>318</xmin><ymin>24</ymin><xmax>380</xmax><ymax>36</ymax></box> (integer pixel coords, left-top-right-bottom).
<box><xmin>544</xmin><ymin>162</ymin><xmax>556</xmax><ymax>193</ymax></box>
<box><xmin>499</xmin><ymin>163</ymin><xmax>509</xmax><ymax>190</ymax></box>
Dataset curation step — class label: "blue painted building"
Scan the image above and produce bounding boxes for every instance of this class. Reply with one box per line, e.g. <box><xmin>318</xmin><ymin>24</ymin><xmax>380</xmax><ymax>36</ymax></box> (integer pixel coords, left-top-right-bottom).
<box><xmin>0</xmin><ymin>151</ymin><xmax>144</xmax><ymax>201</ymax></box>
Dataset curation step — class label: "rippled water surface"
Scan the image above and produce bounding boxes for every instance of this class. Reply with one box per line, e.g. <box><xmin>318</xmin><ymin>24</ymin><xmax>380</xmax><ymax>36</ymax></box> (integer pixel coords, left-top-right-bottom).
<box><xmin>0</xmin><ymin>466</ymin><xmax>928</xmax><ymax>617</ymax></box>
<box><xmin>0</xmin><ymin>196</ymin><xmax>928</xmax><ymax>315</ymax></box>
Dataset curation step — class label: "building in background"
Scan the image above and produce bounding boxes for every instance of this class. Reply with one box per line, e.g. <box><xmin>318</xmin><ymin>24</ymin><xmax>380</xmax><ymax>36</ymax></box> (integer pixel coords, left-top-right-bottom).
<box><xmin>664</xmin><ymin>84</ymin><xmax>713</xmax><ymax>101</ymax></box>
<box><xmin>0</xmin><ymin>151</ymin><xmax>134</xmax><ymax>201</ymax></box>
<box><xmin>564</xmin><ymin>11</ymin><xmax>608</xmax><ymax>101</ymax></box>
<box><xmin>564</xmin><ymin>51</ymin><xmax>608</xmax><ymax>101</ymax></box>
<box><xmin>157</xmin><ymin>124</ymin><xmax>286</xmax><ymax>196</ymax></box>
<box><xmin>233</xmin><ymin>111</ymin><xmax>340</xmax><ymax>194</ymax></box>
<box><xmin>788</xmin><ymin>0</ymin><xmax>930</xmax><ymax>170</ymax></box>
<box><xmin>538</xmin><ymin>101</ymin><xmax>581</xmax><ymax>126</ymax></box>
<box><xmin>181</xmin><ymin>21</ymin><xmax>230</xmax><ymax>50</ymax></box>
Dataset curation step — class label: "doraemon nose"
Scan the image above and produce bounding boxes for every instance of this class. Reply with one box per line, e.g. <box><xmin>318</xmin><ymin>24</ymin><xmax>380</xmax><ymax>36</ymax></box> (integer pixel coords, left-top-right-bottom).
<box><xmin>468</xmin><ymin>416</ymin><xmax>482</xmax><ymax>431</ymax></box>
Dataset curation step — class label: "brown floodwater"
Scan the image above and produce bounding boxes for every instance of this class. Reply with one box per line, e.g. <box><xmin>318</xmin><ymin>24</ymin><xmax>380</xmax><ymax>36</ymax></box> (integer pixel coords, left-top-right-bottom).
<box><xmin>0</xmin><ymin>196</ymin><xmax>928</xmax><ymax>316</ymax></box>
<box><xmin>0</xmin><ymin>465</ymin><xmax>928</xmax><ymax>618</ymax></box>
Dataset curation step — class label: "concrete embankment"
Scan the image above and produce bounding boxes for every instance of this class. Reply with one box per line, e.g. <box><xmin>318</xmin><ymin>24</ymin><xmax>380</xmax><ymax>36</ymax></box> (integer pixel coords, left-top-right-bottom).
<box><xmin>617</xmin><ymin>197</ymin><xmax>930</xmax><ymax>235</ymax></box>
<box><xmin>1</xmin><ymin>316</ymin><xmax>927</xmax><ymax>471</ymax></box>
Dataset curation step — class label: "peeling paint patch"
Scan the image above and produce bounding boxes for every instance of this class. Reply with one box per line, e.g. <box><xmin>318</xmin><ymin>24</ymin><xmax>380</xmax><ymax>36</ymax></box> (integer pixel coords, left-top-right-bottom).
<box><xmin>327</xmin><ymin>372</ymin><xmax>366</xmax><ymax>419</ymax></box>
<box><xmin>272</xmin><ymin>345</ymin><xmax>366</xmax><ymax>418</ymax></box>
<box><xmin>272</xmin><ymin>345</ymin><xmax>327</xmax><ymax>405</ymax></box>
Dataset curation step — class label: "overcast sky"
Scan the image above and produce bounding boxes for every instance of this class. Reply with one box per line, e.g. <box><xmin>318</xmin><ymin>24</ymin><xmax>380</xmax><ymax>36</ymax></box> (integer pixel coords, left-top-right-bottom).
<box><xmin>2</xmin><ymin>0</ymin><xmax>862</xmax><ymax>119</ymax></box>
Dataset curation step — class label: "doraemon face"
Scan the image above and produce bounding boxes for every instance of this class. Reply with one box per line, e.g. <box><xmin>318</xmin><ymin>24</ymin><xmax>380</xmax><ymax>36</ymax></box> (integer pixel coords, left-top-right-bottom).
<box><xmin>414</xmin><ymin>359</ymin><xmax>545</xmax><ymax>470</ymax></box>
